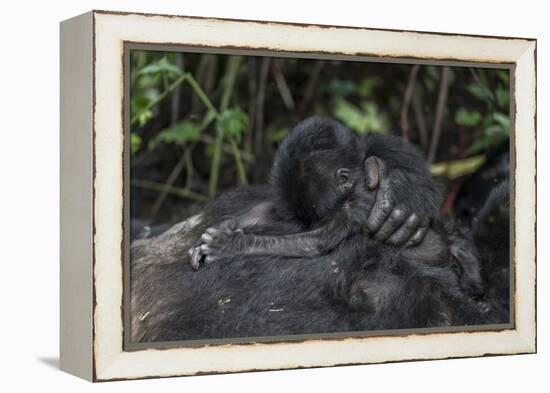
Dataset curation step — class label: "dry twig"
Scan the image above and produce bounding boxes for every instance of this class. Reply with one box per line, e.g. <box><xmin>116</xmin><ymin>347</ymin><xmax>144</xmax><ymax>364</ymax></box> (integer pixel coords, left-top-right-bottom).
<box><xmin>255</xmin><ymin>58</ymin><xmax>270</xmax><ymax>160</ymax></box>
<box><xmin>298</xmin><ymin>60</ymin><xmax>325</xmax><ymax>117</ymax></box>
<box><xmin>272</xmin><ymin>60</ymin><xmax>295</xmax><ymax>111</ymax></box>
<box><xmin>412</xmin><ymin>90</ymin><xmax>428</xmax><ymax>151</ymax></box>
<box><xmin>150</xmin><ymin>151</ymin><xmax>189</xmax><ymax>218</ymax></box>
<box><xmin>427</xmin><ymin>66</ymin><xmax>450</xmax><ymax>164</ymax></box>
<box><xmin>400</xmin><ymin>65</ymin><xmax>420</xmax><ymax>141</ymax></box>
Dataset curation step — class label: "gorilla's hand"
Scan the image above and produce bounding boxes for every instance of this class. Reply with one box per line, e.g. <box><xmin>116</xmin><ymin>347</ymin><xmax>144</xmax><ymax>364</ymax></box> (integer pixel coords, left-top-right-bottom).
<box><xmin>363</xmin><ymin>156</ymin><xmax>430</xmax><ymax>247</ymax></box>
<box><xmin>188</xmin><ymin>219</ymin><xmax>249</xmax><ymax>270</ymax></box>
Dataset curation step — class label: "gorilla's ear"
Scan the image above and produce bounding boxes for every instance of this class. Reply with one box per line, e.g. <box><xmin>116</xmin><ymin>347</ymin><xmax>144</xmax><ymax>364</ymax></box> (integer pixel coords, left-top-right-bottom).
<box><xmin>450</xmin><ymin>241</ymin><xmax>484</xmax><ymax>298</ymax></box>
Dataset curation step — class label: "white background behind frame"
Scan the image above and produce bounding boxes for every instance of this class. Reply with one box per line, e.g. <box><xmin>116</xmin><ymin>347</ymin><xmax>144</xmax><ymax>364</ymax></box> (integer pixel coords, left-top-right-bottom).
<box><xmin>57</xmin><ymin>4</ymin><xmax>539</xmax><ymax>382</ymax></box>
<box><xmin>1</xmin><ymin>0</ymin><xmax>547</xmax><ymax>392</ymax></box>
<box><xmin>89</xmin><ymin>11</ymin><xmax>535</xmax><ymax>381</ymax></box>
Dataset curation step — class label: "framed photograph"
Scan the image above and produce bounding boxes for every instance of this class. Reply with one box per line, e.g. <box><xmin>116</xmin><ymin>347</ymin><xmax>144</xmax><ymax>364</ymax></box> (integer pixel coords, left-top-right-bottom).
<box><xmin>60</xmin><ymin>10</ymin><xmax>536</xmax><ymax>382</ymax></box>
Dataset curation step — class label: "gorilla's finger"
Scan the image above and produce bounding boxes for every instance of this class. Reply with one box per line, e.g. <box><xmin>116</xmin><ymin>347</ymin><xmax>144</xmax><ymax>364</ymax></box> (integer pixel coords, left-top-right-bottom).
<box><xmin>199</xmin><ymin>244</ymin><xmax>213</xmax><ymax>255</ymax></box>
<box><xmin>205</xmin><ymin>255</ymin><xmax>221</xmax><ymax>264</ymax></box>
<box><xmin>190</xmin><ymin>246</ymin><xmax>202</xmax><ymax>270</ymax></box>
<box><xmin>201</xmin><ymin>233</ymin><xmax>213</xmax><ymax>243</ymax></box>
<box><xmin>374</xmin><ymin>205</ymin><xmax>407</xmax><ymax>240</ymax></box>
<box><xmin>364</xmin><ymin>156</ymin><xmax>381</xmax><ymax>190</ymax></box>
<box><xmin>405</xmin><ymin>226</ymin><xmax>429</xmax><ymax>248</ymax></box>
<box><xmin>386</xmin><ymin>213</ymin><xmax>421</xmax><ymax>246</ymax></box>
<box><xmin>205</xmin><ymin>227</ymin><xmax>219</xmax><ymax>236</ymax></box>
<box><xmin>366</xmin><ymin>188</ymin><xmax>394</xmax><ymax>233</ymax></box>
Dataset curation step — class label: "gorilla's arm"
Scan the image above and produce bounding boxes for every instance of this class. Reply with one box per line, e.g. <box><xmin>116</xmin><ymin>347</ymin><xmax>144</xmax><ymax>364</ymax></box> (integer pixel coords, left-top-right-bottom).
<box><xmin>363</xmin><ymin>156</ymin><xmax>429</xmax><ymax>247</ymax></box>
<box><xmin>190</xmin><ymin>208</ymin><xmax>356</xmax><ymax>266</ymax></box>
<box><xmin>360</xmin><ymin>134</ymin><xmax>441</xmax><ymax>246</ymax></box>
<box><xmin>190</xmin><ymin>155</ymin><xmax>425</xmax><ymax>267</ymax></box>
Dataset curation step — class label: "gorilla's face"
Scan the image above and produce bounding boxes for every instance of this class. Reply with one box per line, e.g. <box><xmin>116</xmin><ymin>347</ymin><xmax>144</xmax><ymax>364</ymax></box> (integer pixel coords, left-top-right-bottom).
<box><xmin>292</xmin><ymin>153</ymin><xmax>361</xmax><ymax>226</ymax></box>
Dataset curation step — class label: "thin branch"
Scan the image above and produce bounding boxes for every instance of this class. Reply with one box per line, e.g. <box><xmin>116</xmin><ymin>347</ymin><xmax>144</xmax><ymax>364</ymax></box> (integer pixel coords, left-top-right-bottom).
<box><xmin>132</xmin><ymin>179</ymin><xmax>209</xmax><ymax>203</ymax></box>
<box><xmin>427</xmin><ymin>66</ymin><xmax>450</xmax><ymax>164</ymax></box>
<box><xmin>185</xmin><ymin>73</ymin><xmax>219</xmax><ymax>116</ymax></box>
<box><xmin>412</xmin><ymin>89</ymin><xmax>428</xmax><ymax>152</ymax></box>
<box><xmin>199</xmin><ymin>134</ymin><xmax>254</xmax><ymax>162</ymax></box>
<box><xmin>190</xmin><ymin>55</ymin><xmax>209</xmax><ymax>114</ymax></box>
<box><xmin>131</xmin><ymin>74</ymin><xmax>186</xmax><ymax>125</ymax></box>
<box><xmin>184</xmin><ymin>145</ymin><xmax>195</xmax><ymax>189</ymax></box>
<box><xmin>271</xmin><ymin>60</ymin><xmax>295</xmax><ymax>110</ymax></box>
<box><xmin>170</xmin><ymin>53</ymin><xmax>185</xmax><ymax>124</ymax></box>
<box><xmin>245</xmin><ymin>58</ymin><xmax>257</xmax><ymax>154</ymax></box>
<box><xmin>208</xmin><ymin>56</ymin><xmax>246</xmax><ymax>197</ymax></box>
<box><xmin>255</xmin><ymin>58</ymin><xmax>270</xmax><ymax>162</ymax></box>
<box><xmin>220</xmin><ymin>56</ymin><xmax>243</xmax><ymax>111</ymax></box>
<box><xmin>400</xmin><ymin>65</ymin><xmax>420</xmax><ymax>141</ymax></box>
<box><xmin>469</xmin><ymin>68</ymin><xmax>482</xmax><ymax>85</ymax></box>
<box><xmin>298</xmin><ymin>60</ymin><xmax>325</xmax><ymax>117</ymax></box>
<box><xmin>228</xmin><ymin>136</ymin><xmax>248</xmax><ymax>185</ymax></box>
<box><xmin>203</xmin><ymin>55</ymin><xmax>218</xmax><ymax>94</ymax></box>
<box><xmin>441</xmin><ymin>177</ymin><xmax>465</xmax><ymax>216</ymax></box>
<box><xmin>150</xmin><ymin>149</ymin><xmax>189</xmax><ymax>218</ymax></box>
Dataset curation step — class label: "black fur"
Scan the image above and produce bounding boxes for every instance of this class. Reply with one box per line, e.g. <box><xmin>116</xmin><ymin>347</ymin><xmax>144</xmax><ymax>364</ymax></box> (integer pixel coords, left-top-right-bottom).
<box><xmin>131</xmin><ymin>117</ymin><xmax>509</xmax><ymax>342</ymax></box>
<box><xmin>131</xmin><ymin>204</ymin><xmax>504</xmax><ymax>342</ymax></box>
<box><xmin>271</xmin><ymin>117</ymin><xmax>363</xmax><ymax>226</ymax></box>
<box><xmin>470</xmin><ymin>180</ymin><xmax>510</xmax><ymax>323</ymax></box>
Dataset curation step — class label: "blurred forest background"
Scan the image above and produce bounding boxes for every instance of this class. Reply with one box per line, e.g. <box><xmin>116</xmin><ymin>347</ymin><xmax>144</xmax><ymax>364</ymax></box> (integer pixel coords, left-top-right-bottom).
<box><xmin>130</xmin><ymin>50</ymin><xmax>510</xmax><ymax>229</ymax></box>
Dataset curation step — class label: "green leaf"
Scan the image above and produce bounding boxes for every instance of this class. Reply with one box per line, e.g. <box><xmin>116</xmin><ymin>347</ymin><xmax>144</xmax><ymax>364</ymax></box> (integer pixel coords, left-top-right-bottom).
<box><xmin>136</xmin><ymin>109</ymin><xmax>153</xmax><ymax>127</ymax></box>
<box><xmin>333</xmin><ymin>99</ymin><xmax>368</xmax><ymax>134</ymax></box>
<box><xmin>131</xmin><ymin>88</ymin><xmax>160</xmax><ymax>127</ymax></box>
<box><xmin>466</xmin><ymin>132</ymin><xmax>509</xmax><ymax>156</ymax></box>
<box><xmin>430</xmin><ymin>155</ymin><xmax>486</xmax><ymax>180</ymax></box>
<box><xmin>360</xmin><ymin>102</ymin><xmax>389</xmax><ymax>133</ymax></box>
<box><xmin>333</xmin><ymin>98</ymin><xmax>388</xmax><ymax>135</ymax></box>
<box><xmin>465</xmin><ymin>139</ymin><xmax>490</xmax><ymax>156</ymax></box>
<box><xmin>484</xmin><ymin>124</ymin><xmax>504</xmax><ymax>136</ymax></box>
<box><xmin>149</xmin><ymin>121</ymin><xmax>201</xmax><ymax>149</ymax></box>
<box><xmin>496</xmin><ymin>70</ymin><xmax>510</xmax><ymax>84</ymax></box>
<box><xmin>130</xmin><ymin>133</ymin><xmax>142</xmax><ymax>155</ymax></box>
<box><xmin>131</xmin><ymin>95</ymin><xmax>149</xmax><ymax>115</ymax></box>
<box><xmin>357</xmin><ymin>77</ymin><xmax>381</xmax><ymax>98</ymax></box>
<box><xmin>467</xmin><ymin>83</ymin><xmax>494</xmax><ymax>103</ymax></box>
<box><xmin>495</xmin><ymin>86</ymin><xmax>509</xmax><ymax>109</ymax></box>
<box><xmin>492</xmin><ymin>112</ymin><xmax>510</xmax><ymax>130</ymax></box>
<box><xmin>266</xmin><ymin>127</ymin><xmax>289</xmax><ymax>143</ymax></box>
<box><xmin>325</xmin><ymin>79</ymin><xmax>357</xmax><ymax>98</ymax></box>
<box><xmin>455</xmin><ymin>108</ymin><xmax>482</xmax><ymax>127</ymax></box>
<box><xmin>201</xmin><ymin>110</ymin><xmax>218</xmax><ymax>130</ymax></box>
<box><xmin>216</xmin><ymin>108</ymin><xmax>249</xmax><ymax>143</ymax></box>
<box><xmin>137</xmin><ymin>57</ymin><xmax>183</xmax><ymax>77</ymax></box>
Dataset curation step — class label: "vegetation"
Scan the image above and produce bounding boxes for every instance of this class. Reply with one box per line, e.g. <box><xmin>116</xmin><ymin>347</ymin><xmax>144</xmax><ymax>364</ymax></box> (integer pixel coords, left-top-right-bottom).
<box><xmin>130</xmin><ymin>50</ymin><xmax>510</xmax><ymax>224</ymax></box>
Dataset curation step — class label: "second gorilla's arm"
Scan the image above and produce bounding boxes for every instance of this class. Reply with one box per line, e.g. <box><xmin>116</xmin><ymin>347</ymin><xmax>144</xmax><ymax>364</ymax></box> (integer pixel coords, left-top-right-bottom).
<box><xmin>363</xmin><ymin>156</ymin><xmax>430</xmax><ymax>248</ymax></box>
<box><xmin>361</xmin><ymin>133</ymin><xmax>441</xmax><ymax>247</ymax></box>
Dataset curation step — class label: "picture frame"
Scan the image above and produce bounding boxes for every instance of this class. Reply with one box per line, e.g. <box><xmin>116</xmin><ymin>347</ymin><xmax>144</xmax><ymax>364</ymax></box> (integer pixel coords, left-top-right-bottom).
<box><xmin>60</xmin><ymin>10</ymin><xmax>537</xmax><ymax>381</ymax></box>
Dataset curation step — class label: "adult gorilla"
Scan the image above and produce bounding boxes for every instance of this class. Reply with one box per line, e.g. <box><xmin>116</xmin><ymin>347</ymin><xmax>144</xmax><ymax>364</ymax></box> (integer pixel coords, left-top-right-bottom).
<box><xmin>130</xmin><ymin>118</ymin><xmax>509</xmax><ymax>342</ymax></box>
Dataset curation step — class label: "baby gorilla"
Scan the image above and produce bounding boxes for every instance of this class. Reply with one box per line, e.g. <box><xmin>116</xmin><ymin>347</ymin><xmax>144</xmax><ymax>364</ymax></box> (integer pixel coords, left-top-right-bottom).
<box><xmin>190</xmin><ymin>117</ymin><xmax>438</xmax><ymax>267</ymax></box>
<box><xmin>192</xmin><ymin>117</ymin><xmax>484</xmax><ymax>301</ymax></box>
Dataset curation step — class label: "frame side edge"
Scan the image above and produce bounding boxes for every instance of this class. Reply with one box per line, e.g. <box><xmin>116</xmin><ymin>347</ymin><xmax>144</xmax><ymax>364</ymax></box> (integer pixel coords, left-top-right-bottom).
<box><xmin>60</xmin><ymin>11</ymin><xmax>94</xmax><ymax>381</ymax></box>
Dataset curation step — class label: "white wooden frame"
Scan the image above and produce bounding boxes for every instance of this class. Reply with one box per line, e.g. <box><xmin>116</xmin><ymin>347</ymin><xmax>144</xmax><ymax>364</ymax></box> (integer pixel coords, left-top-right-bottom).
<box><xmin>60</xmin><ymin>10</ymin><xmax>537</xmax><ymax>382</ymax></box>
